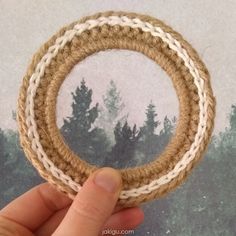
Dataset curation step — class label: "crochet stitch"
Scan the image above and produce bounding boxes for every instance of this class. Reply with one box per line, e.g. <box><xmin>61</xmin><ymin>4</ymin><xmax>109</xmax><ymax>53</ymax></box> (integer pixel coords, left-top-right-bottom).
<box><xmin>17</xmin><ymin>11</ymin><xmax>216</xmax><ymax>207</ymax></box>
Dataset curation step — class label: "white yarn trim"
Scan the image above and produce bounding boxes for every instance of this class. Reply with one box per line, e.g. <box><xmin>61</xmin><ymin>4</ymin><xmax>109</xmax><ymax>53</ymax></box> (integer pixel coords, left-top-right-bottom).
<box><xmin>25</xmin><ymin>15</ymin><xmax>208</xmax><ymax>199</ymax></box>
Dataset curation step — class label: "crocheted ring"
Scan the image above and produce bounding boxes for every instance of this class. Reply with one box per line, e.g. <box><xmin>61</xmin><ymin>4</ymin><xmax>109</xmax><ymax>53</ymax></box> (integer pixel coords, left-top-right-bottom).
<box><xmin>17</xmin><ymin>11</ymin><xmax>216</xmax><ymax>207</ymax></box>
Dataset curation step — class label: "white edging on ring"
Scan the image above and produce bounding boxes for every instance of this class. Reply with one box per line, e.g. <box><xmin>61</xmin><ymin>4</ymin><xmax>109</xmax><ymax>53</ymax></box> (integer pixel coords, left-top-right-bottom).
<box><xmin>24</xmin><ymin>16</ymin><xmax>208</xmax><ymax>199</ymax></box>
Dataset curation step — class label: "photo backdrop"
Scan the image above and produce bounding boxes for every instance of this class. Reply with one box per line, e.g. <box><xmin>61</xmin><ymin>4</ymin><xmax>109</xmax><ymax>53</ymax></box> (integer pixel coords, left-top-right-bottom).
<box><xmin>0</xmin><ymin>1</ymin><xmax>235</xmax><ymax>235</ymax></box>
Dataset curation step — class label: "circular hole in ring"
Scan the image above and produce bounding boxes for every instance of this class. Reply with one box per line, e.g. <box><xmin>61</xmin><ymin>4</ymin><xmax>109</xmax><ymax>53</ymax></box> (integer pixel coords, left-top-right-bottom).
<box><xmin>56</xmin><ymin>50</ymin><xmax>179</xmax><ymax>168</ymax></box>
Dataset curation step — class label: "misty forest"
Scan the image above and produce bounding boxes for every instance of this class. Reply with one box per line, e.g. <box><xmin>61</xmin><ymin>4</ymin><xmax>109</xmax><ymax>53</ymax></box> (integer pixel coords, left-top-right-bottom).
<box><xmin>0</xmin><ymin>79</ymin><xmax>235</xmax><ymax>235</ymax></box>
<box><xmin>61</xmin><ymin>79</ymin><xmax>176</xmax><ymax>168</ymax></box>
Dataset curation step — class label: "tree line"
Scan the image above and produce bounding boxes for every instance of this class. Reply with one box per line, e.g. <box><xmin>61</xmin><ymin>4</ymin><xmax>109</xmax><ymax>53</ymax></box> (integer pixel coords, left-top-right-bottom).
<box><xmin>61</xmin><ymin>79</ymin><xmax>176</xmax><ymax>168</ymax></box>
<box><xmin>0</xmin><ymin>80</ymin><xmax>235</xmax><ymax>235</ymax></box>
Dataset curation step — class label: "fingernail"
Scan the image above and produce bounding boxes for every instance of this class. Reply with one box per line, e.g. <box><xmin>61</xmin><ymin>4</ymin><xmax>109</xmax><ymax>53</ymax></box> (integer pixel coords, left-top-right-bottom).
<box><xmin>93</xmin><ymin>168</ymin><xmax>121</xmax><ymax>193</ymax></box>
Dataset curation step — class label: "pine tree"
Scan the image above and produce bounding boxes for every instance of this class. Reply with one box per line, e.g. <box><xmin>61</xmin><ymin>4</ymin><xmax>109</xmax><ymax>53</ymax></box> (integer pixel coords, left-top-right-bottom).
<box><xmin>105</xmin><ymin>121</ymin><xmax>142</xmax><ymax>168</ymax></box>
<box><xmin>0</xmin><ymin>128</ymin><xmax>5</xmax><ymax>150</ymax></box>
<box><xmin>163</xmin><ymin>116</ymin><xmax>172</xmax><ymax>135</ymax></box>
<box><xmin>104</xmin><ymin>80</ymin><xmax>124</xmax><ymax>121</ymax></box>
<box><xmin>61</xmin><ymin>79</ymin><xmax>109</xmax><ymax>164</ymax></box>
<box><xmin>0</xmin><ymin>128</ymin><xmax>10</xmax><ymax>206</ymax></box>
<box><xmin>216</xmin><ymin>104</ymin><xmax>236</xmax><ymax>151</ymax></box>
<box><xmin>160</xmin><ymin>116</ymin><xmax>174</xmax><ymax>138</ymax></box>
<box><xmin>141</xmin><ymin>102</ymin><xmax>160</xmax><ymax>139</ymax></box>
<box><xmin>96</xmin><ymin>80</ymin><xmax>126</xmax><ymax>144</ymax></box>
<box><xmin>229</xmin><ymin>105</ymin><xmax>236</xmax><ymax>147</ymax></box>
<box><xmin>229</xmin><ymin>105</ymin><xmax>236</xmax><ymax>130</ymax></box>
<box><xmin>0</xmin><ymin>128</ymin><xmax>6</xmax><ymax>174</ymax></box>
<box><xmin>140</xmin><ymin>102</ymin><xmax>160</xmax><ymax>159</ymax></box>
<box><xmin>159</xmin><ymin>116</ymin><xmax>176</xmax><ymax>147</ymax></box>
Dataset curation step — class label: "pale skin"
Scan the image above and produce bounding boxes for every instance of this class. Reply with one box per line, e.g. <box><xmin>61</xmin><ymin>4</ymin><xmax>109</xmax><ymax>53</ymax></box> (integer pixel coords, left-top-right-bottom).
<box><xmin>0</xmin><ymin>168</ymin><xmax>144</xmax><ymax>236</ymax></box>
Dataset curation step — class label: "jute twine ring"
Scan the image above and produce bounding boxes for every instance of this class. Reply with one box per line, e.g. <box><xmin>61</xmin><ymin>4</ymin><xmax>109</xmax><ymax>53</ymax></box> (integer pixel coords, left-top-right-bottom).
<box><xmin>17</xmin><ymin>11</ymin><xmax>216</xmax><ymax>207</ymax></box>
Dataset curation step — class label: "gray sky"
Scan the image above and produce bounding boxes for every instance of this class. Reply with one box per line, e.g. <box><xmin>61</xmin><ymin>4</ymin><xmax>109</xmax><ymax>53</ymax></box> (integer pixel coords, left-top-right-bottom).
<box><xmin>0</xmin><ymin>0</ymin><xmax>236</xmax><ymax>134</ymax></box>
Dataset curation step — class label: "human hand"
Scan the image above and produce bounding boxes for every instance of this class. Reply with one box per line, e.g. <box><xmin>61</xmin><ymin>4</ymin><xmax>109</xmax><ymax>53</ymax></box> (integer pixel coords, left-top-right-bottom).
<box><xmin>0</xmin><ymin>167</ymin><xmax>144</xmax><ymax>236</ymax></box>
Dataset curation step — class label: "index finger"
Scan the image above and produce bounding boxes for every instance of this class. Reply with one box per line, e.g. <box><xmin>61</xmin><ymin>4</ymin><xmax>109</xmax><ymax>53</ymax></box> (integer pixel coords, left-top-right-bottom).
<box><xmin>0</xmin><ymin>183</ymin><xmax>72</xmax><ymax>230</ymax></box>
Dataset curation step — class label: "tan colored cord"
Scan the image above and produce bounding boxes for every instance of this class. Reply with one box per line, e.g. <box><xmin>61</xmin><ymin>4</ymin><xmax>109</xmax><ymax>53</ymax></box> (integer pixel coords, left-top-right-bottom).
<box><xmin>17</xmin><ymin>11</ymin><xmax>215</xmax><ymax>207</ymax></box>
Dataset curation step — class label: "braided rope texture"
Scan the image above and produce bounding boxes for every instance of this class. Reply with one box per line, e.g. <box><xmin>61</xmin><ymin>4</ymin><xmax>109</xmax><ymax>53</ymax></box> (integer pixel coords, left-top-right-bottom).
<box><xmin>17</xmin><ymin>11</ymin><xmax>216</xmax><ymax>207</ymax></box>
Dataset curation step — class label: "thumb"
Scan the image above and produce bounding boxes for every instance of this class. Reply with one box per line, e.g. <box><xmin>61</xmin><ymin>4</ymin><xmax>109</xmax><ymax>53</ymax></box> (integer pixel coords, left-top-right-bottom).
<box><xmin>53</xmin><ymin>167</ymin><xmax>122</xmax><ymax>236</ymax></box>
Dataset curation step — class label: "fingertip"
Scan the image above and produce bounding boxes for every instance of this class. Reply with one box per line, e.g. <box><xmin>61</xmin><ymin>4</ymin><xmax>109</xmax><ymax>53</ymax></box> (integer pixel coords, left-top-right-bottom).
<box><xmin>102</xmin><ymin>207</ymin><xmax>144</xmax><ymax>232</ymax></box>
<box><xmin>93</xmin><ymin>167</ymin><xmax>122</xmax><ymax>194</ymax></box>
<box><xmin>118</xmin><ymin>207</ymin><xmax>144</xmax><ymax>228</ymax></box>
<box><xmin>130</xmin><ymin>207</ymin><xmax>145</xmax><ymax>226</ymax></box>
<box><xmin>38</xmin><ymin>183</ymin><xmax>72</xmax><ymax>211</ymax></box>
